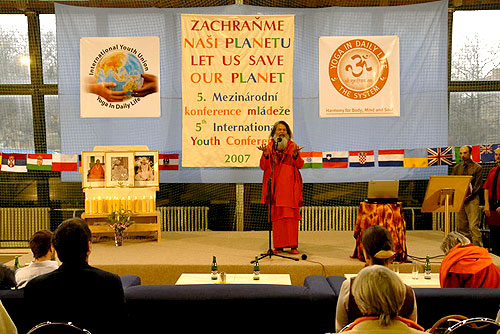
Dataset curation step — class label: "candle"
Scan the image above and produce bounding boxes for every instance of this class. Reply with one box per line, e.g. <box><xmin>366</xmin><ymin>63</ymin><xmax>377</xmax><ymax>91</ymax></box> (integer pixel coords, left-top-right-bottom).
<box><xmin>92</xmin><ymin>197</ymin><xmax>97</xmax><ymax>214</ymax></box>
<box><xmin>134</xmin><ymin>196</ymin><xmax>139</xmax><ymax>212</ymax></box>
<box><xmin>114</xmin><ymin>196</ymin><xmax>119</xmax><ymax>211</ymax></box>
<box><xmin>127</xmin><ymin>196</ymin><xmax>133</xmax><ymax>211</ymax></box>
<box><xmin>85</xmin><ymin>197</ymin><xmax>90</xmax><ymax>213</ymax></box>
<box><xmin>121</xmin><ymin>197</ymin><xmax>126</xmax><ymax>210</ymax></box>
<box><xmin>97</xmin><ymin>196</ymin><xmax>103</xmax><ymax>213</ymax></box>
<box><xmin>106</xmin><ymin>196</ymin><xmax>112</xmax><ymax>213</ymax></box>
<box><xmin>141</xmin><ymin>196</ymin><xmax>147</xmax><ymax>213</ymax></box>
<box><xmin>149</xmin><ymin>195</ymin><xmax>155</xmax><ymax>212</ymax></box>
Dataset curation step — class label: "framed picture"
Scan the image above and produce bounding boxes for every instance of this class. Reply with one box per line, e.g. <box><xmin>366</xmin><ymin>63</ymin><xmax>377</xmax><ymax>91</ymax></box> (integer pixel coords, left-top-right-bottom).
<box><xmin>105</xmin><ymin>152</ymin><xmax>135</xmax><ymax>187</ymax></box>
<box><xmin>134</xmin><ymin>151</ymin><xmax>159</xmax><ymax>187</ymax></box>
<box><xmin>82</xmin><ymin>151</ymin><xmax>106</xmax><ymax>188</ymax></box>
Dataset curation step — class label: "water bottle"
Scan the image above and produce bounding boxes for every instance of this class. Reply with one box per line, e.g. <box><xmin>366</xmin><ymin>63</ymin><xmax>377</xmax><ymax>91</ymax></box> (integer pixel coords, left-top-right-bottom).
<box><xmin>211</xmin><ymin>256</ymin><xmax>218</xmax><ymax>280</ymax></box>
<box><xmin>253</xmin><ymin>256</ymin><xmax>260</xmax><ymax>280</ymax></box>
<box><xmin>424</xmin><ymin>256</ymin><xmax>432</xmax><ymax>280</ymax></box>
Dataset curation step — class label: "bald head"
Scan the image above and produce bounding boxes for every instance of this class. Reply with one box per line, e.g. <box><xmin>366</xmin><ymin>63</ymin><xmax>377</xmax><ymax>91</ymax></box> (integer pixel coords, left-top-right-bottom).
<box><xmin>459</xmin><ymin>146</ymin><xmax>472</xmax><ymax>162</ymax></box>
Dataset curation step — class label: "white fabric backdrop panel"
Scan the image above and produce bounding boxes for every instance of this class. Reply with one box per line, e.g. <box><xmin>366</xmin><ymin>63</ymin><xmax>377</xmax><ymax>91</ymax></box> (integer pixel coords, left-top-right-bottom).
<box><xmin>56</xmin><ymin>1</ymin><xmax>448</xmax><ymax>183</ymax></box>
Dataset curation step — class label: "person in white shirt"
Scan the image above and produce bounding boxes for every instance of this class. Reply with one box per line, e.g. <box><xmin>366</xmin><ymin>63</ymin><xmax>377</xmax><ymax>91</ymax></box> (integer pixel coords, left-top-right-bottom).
<box><xmin>15</xmin><ymin>230</ymin><xmax>58</xmax><ymax>289</ymax></box>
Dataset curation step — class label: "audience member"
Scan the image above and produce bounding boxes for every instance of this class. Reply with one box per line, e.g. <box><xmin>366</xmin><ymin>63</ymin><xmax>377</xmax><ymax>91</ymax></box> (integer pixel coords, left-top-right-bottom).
<box><xmin>24</xmin><ymin>218</ymin><xmax>125</xmax><ymax>334</ymax></box>
<box><xmin>336</xmin><ymin>225</ymin><xmax>417</xmax><ymax>332</ymax></box>
<box><xmin>0</xmin><ymin>263</ymin><xmax>16</xmax><ymax>290</ymax></box>
<box><xmin>440</xmin><ymin>231</ymin><xmax>500</xmax><ymax>288</ymax></box>
<box><xmin>343</xmin><ymin>265</ymin><xmax>425</xmax><ymax>333</ymax></box>
<box><xmin>0</xmin><ymin>300</ymin><xmax>16</xmax><ymax>334</ymax></box>
<box><xmin>484</xmin><ymin>147</ymin><xmax>500</xmax><ymax>255</ymax></box>
<box><xmin>15</xmin><ymin>230</ymin><xmax>58</xmax><ymax>289</ymax></box>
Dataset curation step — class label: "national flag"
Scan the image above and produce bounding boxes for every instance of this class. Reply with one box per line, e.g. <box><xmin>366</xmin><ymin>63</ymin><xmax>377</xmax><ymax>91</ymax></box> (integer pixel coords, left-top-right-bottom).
<box><xmin>480</xmin><ymin>144</ymin><xmax>499</xmax><ymax>163</ymax></box>
<box><xmin>404</xmin><ymin>148</ymin><xmax>428</xmax><ymax>168</ymax></box>
<box><xmin>322</xmin><ymin>151</ymin><xmax>348</xmax><ymax>168</ymax></box>
<box><xmin>159</xmin><ymin>153</ymin><xmax>179</xmax><ymax>170</ymax></box>
<box><xmin>453</xmin><ymin>146</ymin><xmax>462</xmax><ymax>164</ymax></box>
<box><xmin>427</xmin><ymin>147</ymin><xmax>454</xmax><ymax>166</ymax></box>
<box><xmin>471</xmin><ymin>145</ymin><xmax>481</xmax><ymax>163</ymax></box>
<box><xmin>378</xmin><ymin>149</ymin><xmax>404</xmax><ymax>167</ymax></box>
<box><xmin>78</xmin><ymin>154</ymin><xmax>83</xmax><ymax>173</ymax></box>
<box><xmin>1</xmin><ymin>153</ymin><xmax>27</xmax><ymax>172</ymax></box>
<box><xmin>454</xmin><ymin>145</ymin><xmax>481</xmax><ymax>164</ymax></box>
<box><xmin>27</xmin><ymin>153</ymin><xmax>53</xmax><ymax>171</ymax></box>
<box><xmin>349</xmin><ymin>150</ymin><xmax>374</xmax><ymax>167</ymax></box>
<box><xmin>52</xmin><ymin>154</ymin><xmax>78</xmax><ymax>171</ymax></box>
<box><xmin>301</xmin><ymin>152</ymin><xmax>322</xmax><ymax>168</ymax></box>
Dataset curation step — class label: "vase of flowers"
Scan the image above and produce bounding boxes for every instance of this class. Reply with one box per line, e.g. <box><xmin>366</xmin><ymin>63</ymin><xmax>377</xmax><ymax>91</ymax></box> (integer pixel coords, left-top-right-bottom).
<box><xmin>107</xmin><ymin>208</ymin><xmax>134</xmax><ymax>246</ymax></box>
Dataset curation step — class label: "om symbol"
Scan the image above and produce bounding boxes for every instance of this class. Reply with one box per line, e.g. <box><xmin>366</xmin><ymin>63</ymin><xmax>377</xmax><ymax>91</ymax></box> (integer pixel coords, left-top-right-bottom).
<box><xmin>345</xmin><ymin>54</ymin><xmax>372</xmax><ymax>78</ymax></box>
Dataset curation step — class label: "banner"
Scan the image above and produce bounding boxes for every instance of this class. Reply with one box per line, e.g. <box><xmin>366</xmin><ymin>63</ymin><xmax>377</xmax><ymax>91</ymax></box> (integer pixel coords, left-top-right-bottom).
<box><xmin>181</xmin><ymin>15</ymin><xmax>294</xmax><ymax>167</ymax></box>
<box><xmin>319</xmin><ymin>36</ymin><xmax>400</xmax><ymax>118</ymax></box>
<box><xmin>80</xmin><ymin>36</ymin><xmax>160</xmax><ymax>118</ymax></box>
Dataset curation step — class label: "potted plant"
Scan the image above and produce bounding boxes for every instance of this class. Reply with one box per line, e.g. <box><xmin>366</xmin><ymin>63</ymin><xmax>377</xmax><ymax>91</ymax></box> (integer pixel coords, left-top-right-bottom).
<box><xmin>107</xmin><ymin>208</ymin><xmax>134</xmax><ymax>246</ymax></box>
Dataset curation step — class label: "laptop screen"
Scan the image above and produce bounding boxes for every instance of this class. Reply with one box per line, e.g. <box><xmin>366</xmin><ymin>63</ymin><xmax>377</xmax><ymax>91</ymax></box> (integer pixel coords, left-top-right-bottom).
<box><xmin>367</xmin><ymin>180</ymin><xmax>399</xmax><ymax>199</ymax></box>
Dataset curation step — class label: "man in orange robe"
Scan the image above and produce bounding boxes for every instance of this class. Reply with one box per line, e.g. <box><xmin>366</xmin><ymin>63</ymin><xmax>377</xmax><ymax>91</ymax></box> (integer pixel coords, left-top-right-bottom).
<box><xmin>258</xmin><ymin>121</ymin><xmax>304</xmax><ymax>254</ymax></box>
<box><xmin>440</xmin><ymin>232</ymin><xmax>500</xmax><ymax>288</ymax></box>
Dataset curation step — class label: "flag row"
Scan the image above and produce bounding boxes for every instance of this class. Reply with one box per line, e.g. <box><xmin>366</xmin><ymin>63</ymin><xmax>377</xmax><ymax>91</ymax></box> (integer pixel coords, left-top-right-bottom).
<box><xmin>0</xmin><ymin>153</ymin><xmax>180</xmax><ymax>173</ymax></box>
<box><xmin>301</xmin><ymin>145</ymin><xmax>500</xmax><ymax>169</ymax></box>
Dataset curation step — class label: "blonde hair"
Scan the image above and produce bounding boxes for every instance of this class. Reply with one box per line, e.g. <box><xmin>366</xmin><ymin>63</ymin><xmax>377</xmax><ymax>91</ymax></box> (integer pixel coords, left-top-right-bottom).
<box><xmin>351</xmin><ymin>265</ymin><xmax>406</xmax><ymax>327</ymax></box>
<box><xmin>440</xmin><ymin>231</ymin><xmax>471</xmax><ymax>254</ymax></box>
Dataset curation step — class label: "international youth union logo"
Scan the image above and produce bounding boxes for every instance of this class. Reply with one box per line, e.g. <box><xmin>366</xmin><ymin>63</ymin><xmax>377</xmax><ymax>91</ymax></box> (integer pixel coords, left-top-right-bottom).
<box><xmin>328</xmin><ymin>39</ymin><xmax>389</xmax><ymax>100</ymax></box>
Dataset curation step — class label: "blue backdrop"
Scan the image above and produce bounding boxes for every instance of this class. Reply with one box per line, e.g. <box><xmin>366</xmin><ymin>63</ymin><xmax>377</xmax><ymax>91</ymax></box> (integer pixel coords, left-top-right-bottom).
<box><xmin>56</xmin><ymin>1</ymin><xmax>448</xmax><ymax>183</ymax></box>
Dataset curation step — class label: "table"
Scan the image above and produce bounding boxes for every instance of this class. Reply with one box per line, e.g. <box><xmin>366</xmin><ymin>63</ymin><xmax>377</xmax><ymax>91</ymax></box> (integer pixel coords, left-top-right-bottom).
<box><xmin>82</xmin><ymin>211</ymin><xmax>161</xmax><ymax>242</ymax></box>
<box><xmin>345</xmin><ymin>273</ymin><xmax>440</xmax><ymax>288</ymax></box>
<box><xmin>175</xmin><ymin>273</ymin><xmax>292</xmax><ymax>285</ymax></box>
<box><xmin>351</xmin><ymin>202</ymin><xmax>407</xmax><ymax>262</ymax></box>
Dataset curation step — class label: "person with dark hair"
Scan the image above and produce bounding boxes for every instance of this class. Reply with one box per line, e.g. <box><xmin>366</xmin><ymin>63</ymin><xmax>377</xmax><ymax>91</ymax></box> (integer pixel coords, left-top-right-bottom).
<box><xmin>336</xmin><ymin>225</ymin><xmax>417</xmax><ymax>332</ymax></box>
<box><xmin>440</xmin><ymin>231</ymin><xmax>500</xmax><ymax>288</ymax></box>
<box><xmin>343</xmin><ymin>265</ymin><xmax>425</xmax><ymax>333</ymax></box>
<box><xmin>484</xmin><ymin>147</ymin><xmax>500</xmax><ymax>255</ymax></box>
<box><xmin>15</xmin><ymin>230</ymin><xmax>58</xmax><ymax>289</ymax></box>
<box><xmin>0</xmin><ymin>263</ymin><xmax>16</xmax><ymax>290</ymax></box>
<box><xmin>451</xmin><ymin>145</ymin><xmax>483</xmax><ymax>246</ymax></box>
<box><xmin>257</xmin><ymin>120</ymin><xmax>304</xmax><ymax>254</ymax></box>
<box><xmin>24</xmin><ymin>218</ymin><xmax>125</xmax><ymax>334</ymax></box>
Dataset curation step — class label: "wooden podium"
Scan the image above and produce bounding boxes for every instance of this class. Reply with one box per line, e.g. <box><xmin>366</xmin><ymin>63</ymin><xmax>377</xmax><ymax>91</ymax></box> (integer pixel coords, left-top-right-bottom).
<box><xmin>422</xmin><ymin>175</ymin><xmax>472</xmax><ymax>235</ymax></box>
<box><xmin>81</xmin><ymin>145</ymin><xmax>161</xmax><ymax>242</ymax></box>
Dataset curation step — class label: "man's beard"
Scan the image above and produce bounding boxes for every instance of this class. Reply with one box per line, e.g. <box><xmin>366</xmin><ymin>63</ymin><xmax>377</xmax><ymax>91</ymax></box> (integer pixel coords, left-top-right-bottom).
<box><xmin>273</xmin><ymin>134</ymin><xmax>289</xmax><ymax>151</ymax></box>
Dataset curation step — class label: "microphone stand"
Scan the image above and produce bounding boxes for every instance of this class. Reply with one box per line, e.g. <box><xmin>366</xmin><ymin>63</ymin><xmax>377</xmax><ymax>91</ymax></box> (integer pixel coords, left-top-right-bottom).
<box><xmin>252</xmin><ymin>139</ymin><xmax>298</xmax><ymax>263</ymax></box>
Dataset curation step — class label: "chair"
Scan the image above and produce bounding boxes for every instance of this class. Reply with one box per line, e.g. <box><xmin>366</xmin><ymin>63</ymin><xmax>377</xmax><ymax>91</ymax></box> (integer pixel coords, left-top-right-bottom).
<box><xmin>27</xmin><ymin>321</ymin><xmax>91</xmax><ymax>334</ymax></box>
<box><xmin>427</xmin><ymin>314</ymin><xmax>469</xmax><ymax>334</ymax></box>
<box><xmin>445</xmin><ymin>317</ymin><xmax>500</xmax><ymax>334</ymax></box>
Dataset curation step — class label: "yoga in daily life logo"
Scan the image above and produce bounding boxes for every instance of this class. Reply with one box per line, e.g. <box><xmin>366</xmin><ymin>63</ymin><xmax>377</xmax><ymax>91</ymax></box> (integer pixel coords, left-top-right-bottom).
<box><xmin>328</xmin><ymin>38</ymin><xmax>389</xmax><ymax>100</ymax></box>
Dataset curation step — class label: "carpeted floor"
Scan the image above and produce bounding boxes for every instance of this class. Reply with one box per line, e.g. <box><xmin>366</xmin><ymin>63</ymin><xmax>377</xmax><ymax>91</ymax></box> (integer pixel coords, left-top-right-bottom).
<box><xmin>6</xmin><ymin>230</ymin><xmax>500</xmax><ymax>285</ymax></box>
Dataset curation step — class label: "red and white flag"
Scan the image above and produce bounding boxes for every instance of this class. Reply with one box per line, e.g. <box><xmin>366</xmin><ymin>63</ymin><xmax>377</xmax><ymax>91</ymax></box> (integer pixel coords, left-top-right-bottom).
<box><xmin>52</xmin><ymin>154</ymin><xmax>78</xmax><ymax>171</ymax></box>
<box><xmin>159</xmin><ymin>154</ymin><xmax>179</xmax><ymax>170</ymax></box>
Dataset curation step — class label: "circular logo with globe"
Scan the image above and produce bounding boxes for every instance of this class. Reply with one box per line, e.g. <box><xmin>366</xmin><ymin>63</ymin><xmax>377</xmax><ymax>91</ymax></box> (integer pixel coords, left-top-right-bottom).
<box><xmin>94</xmin><ymin>51</ymin><xmax>143</xmax><ymax>100</ymax></box>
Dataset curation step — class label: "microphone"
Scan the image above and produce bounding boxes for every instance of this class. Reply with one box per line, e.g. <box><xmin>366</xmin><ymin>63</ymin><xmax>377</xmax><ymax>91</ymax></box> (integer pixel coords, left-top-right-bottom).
<box><xmin>274</xmin><ymin>137</ymin><xmax>282</xmax><ymax>150</ymax></box>
<box><xmin>301</xmin><ymin>254</ymin><xmax>308</xmax><ymax>260</ymax></box>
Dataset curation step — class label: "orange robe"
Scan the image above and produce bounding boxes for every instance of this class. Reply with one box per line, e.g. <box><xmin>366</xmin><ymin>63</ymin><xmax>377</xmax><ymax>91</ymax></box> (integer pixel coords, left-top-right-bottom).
<box><xmin>260</xmin><ymin>140</ymin><xmax>304</xmax><ymax>249</ymax></box>
<box><xmin>352</xmin><ymin>202</ymin><xmax>408</xmax><ymax>263</ymax></box>
<box><xmin>88</xmin><ymin>164</ymin><xmax>104</xmax><ymax>180</ymax></box>
<box><xmin>440</xmin><ymin>244</ymin><xmax>500</xmax><ymax>288</ymax></box>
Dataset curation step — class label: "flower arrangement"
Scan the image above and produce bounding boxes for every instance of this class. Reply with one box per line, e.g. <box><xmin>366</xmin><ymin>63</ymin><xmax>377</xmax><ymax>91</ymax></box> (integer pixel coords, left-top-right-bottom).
<box><xmin>107</xmin><ymin>208</ymin><xmax>135</xmax><ymax>232</ymax></box>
